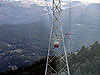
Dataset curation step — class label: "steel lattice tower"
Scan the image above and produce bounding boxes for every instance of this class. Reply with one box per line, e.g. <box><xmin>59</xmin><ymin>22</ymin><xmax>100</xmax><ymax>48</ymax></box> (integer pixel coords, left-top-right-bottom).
<box><xmin>45</xmin><ymin>0</ymin><xmax>70</xmax><ymax>75</ymax></box>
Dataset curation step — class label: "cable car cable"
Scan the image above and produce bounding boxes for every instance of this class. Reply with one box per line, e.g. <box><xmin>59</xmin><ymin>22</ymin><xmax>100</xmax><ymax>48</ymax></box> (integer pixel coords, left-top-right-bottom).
<box><xmin>44</xmin><ymin>0</ymin><xmax>52</xmax><ymax>23</ymax></box>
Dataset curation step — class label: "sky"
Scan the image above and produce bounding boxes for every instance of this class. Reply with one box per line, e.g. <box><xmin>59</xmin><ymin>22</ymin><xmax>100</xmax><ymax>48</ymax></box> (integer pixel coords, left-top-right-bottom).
<box><xmin>72</xmin><ymin>0</ymin><xmax>100</xmax><ymax>3</ymax></box>
<box><xmin>4</xmin><ymin>0</ymin><xmax>100</xmax><ymax>3</ymax></box>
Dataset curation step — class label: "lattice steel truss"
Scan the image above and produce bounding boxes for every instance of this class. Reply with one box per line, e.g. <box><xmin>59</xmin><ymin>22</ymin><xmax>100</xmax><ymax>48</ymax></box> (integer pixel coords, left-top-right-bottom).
<box><xmin>45</xmin><ymin>0</ymin><xmax>70</xmax><ymax>75</ymax></box>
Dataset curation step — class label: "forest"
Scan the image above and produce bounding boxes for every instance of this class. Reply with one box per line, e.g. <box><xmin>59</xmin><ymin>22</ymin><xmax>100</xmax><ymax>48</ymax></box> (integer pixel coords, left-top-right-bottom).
<box><xmin>0</xmin><ymin>41</ymin><xmax>100</xmax><ymax>75</ymax></box>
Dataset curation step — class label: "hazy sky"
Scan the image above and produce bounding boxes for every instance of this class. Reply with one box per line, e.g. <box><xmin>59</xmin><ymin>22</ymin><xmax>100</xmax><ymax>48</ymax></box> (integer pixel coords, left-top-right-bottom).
<box><xmin>72</xmin><ymin>0</ymin><xmax>100</xmax><ymax>3</ymax></box>
<box><xmin>6</xmin><ymin>0</ymin><xmax>100</xmax><ymax>3</ymax></box>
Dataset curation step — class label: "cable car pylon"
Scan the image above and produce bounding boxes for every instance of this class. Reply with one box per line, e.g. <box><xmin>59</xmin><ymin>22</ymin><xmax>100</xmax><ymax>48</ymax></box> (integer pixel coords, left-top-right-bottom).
<box><xmin>45</xmin><ymin>0</ymin><xmax>70</xmax><ymax>75</ymax></box>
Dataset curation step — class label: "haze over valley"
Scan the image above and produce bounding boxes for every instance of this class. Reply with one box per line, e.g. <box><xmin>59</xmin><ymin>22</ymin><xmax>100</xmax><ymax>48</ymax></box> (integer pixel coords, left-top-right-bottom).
<box><xmin>0</xmin><ymin>0</ymin><xmax>100</xmax><ymax>72</ymax></box>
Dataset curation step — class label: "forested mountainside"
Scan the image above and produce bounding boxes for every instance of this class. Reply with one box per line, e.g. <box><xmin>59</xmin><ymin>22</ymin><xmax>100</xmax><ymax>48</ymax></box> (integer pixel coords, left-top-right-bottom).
<box><xmin>0</xmin><ymin>0</ymin><xmax>100</xmax><ymax>72</ymax></box>
<box><xmin>0</xmin><ymin>22</ymin><xmax>49</xmax><ymax>72</ymax></box>
<box><xmin>0</xmin><ymin>41</ymin><xmax>100</xmax><ymax>75</ymax></box>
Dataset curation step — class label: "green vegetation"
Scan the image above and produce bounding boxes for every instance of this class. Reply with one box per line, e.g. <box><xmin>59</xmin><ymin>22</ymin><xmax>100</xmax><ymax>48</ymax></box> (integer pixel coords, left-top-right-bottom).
<box><xmin>69</xmin><ymin>41</ymin><xmax>100</xmax><ymax>75</ymax></box>
<box><xmin>0</xmin><ymin>41</ymin><xmax>100</xmax><ymax>75</ymax></box>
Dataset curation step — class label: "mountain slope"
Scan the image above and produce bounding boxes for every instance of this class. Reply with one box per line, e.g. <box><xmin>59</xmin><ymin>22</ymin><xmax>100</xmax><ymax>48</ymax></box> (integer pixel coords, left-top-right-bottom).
<box><xmin>0</xmin><ymin>0</ymin><xmax>100</xmax><ymax>72</ymax></box>
<box><xmin>0</xmin><ymin>1</ymin><xmax>48</xmax><ymax>25</ymax></box>
<box><xmin>0</xmin><ymin>41</ymin><xmax>100</xmax><ymax>75</ymax></box>
<box><xmin>0</xmin><ymin>22</ymin><xmax>49</xmax><ymax>72</ymax></box>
